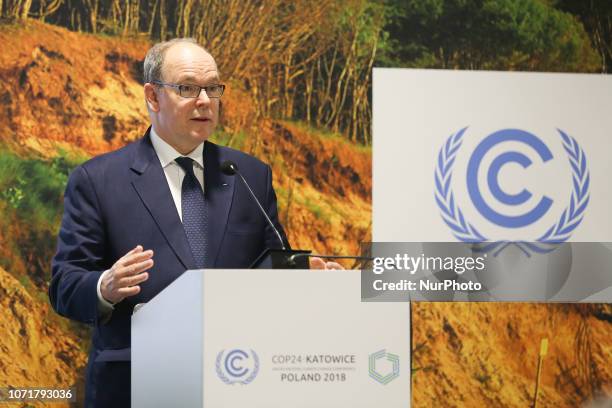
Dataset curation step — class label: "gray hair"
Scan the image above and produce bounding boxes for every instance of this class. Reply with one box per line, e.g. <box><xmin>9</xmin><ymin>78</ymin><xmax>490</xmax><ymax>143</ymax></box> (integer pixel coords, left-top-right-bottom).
<box><xmin>143</xmin><ymin>38</ymin><xmax>210</xmax><ymax>84</ymax></box>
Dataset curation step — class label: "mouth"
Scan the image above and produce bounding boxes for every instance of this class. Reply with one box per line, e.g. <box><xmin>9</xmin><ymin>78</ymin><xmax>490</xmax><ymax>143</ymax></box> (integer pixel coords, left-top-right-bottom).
<box><xmin>191</xmin><ymin>118</ymin><xmax>211</xmax><ymax>122</ymax></box>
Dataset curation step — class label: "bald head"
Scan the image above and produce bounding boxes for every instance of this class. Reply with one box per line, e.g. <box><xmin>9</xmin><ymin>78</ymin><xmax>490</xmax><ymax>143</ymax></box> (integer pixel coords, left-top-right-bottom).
<box><xmin>143</xmin><ymin>38</ymin><xmax>217</xmax><ymax>84</ymax></box>
<box><xmin>161</xmin><ymin>42</ymin><xmax>219</xmax><ymax>85</ymax></box>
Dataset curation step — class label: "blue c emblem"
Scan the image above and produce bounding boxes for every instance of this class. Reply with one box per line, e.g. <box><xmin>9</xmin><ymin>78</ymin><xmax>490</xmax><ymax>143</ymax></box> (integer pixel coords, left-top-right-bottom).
<box><xmin>224</xmin><ymin>349</ymin><xmax>249</xmax><ymax>377</ymax></box>
<box><xmin>467</xmin><ymin>129</ymin><xmax>553</xmax><ymax>228</ymax></box>
<box><xmin>434</xmin><ymin>127</ymin><xmax>590</xmax><ymax>253</ymax></box>
<box><xmin>216</xmin><ymin>349</ymin><xmax>260</xmax><ymax>385</ymax></box>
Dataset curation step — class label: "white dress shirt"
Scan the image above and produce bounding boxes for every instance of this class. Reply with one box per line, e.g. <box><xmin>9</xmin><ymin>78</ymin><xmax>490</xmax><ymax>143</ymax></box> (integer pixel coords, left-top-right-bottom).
<box><xmin>149</xmin><ymin>127</ymin><xmax>205</xmax><ymax>220</ymax></box>
<box><xmin>97</xmin><ymin>127</ymin><xmax>205</xmax><ymax>314</ymax></box>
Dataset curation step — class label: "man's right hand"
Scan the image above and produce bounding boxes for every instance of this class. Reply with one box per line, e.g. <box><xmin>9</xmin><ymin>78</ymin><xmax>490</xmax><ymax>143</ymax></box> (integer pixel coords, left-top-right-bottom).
<box><xmin>100</xmin><ymin>245</ymin><xmax>154</xmax><ymax>304</ymax></box>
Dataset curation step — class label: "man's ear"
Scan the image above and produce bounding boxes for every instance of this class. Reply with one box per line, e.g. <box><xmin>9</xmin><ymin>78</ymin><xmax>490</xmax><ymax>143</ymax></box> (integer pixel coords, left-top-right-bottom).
<box><xmin>144</xmin><ymin>83</ymin><xmax>160</xmax><ymax>112</ymax></box>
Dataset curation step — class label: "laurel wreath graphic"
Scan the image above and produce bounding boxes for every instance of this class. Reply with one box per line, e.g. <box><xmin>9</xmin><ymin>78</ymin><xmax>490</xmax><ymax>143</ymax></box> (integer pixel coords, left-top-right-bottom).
<box><xmin>537</xmin><ymin>130</ymin><xmax>590</xmax><ymax>243</ymax></box>
<box><xmin>215</xmin><ymin>349</ymin><xmax>260</xmax><ymax>385</ymax></box>
<box><xmin>434</xmin><ymin>127</ymin><xmax>487</xmax><ymax>243</ymax></box>
<box><xmin>215</xmin><ymin>352</ymin><xmax>232</xmax><ymax>384</ymax></box>
<box><xmin>242</xmin><ymin>352</ymin><xmax>260</xmax><ymax>385</ymax></box>
<box><xmin>434</xmin><ymin>127</ymin><xmax>590</xmax><ymax>254</ymax></box>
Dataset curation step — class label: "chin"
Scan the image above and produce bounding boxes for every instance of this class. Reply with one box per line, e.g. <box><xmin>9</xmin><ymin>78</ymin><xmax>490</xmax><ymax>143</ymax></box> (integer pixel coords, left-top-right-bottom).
<box><xmin>189</xmin><ymin>130</ymin><xmax>212</xmax><ymax>143</ymax></box>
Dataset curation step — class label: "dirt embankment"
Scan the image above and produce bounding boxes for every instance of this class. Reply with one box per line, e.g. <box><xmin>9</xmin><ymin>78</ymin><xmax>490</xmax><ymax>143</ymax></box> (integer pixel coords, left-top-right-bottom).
<box><xmin>0</xmin><ymin>22</ymin><xmax>149</xmax><ymax>156</ymax></box>
<box><xmin>0</xmin><ymin>266</ymin><xmax>86</xmax><ymax>407</ymax></box>
<box><xmin>413</xmin><ymin>303</ymin><xmax>612</xmax><ymax>407</ymax></box>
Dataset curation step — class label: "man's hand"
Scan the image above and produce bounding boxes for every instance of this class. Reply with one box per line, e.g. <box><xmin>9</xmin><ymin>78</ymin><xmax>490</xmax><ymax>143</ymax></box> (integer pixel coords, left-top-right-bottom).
<box><xmin>100</xmin><ymin>245</ymin><xmax>154</xmax><ymax>304</ymax></box>
<box><xmin>309</xmin><ymin>257</ymin><xmax>344</xmax><ymax>270</ymax></box>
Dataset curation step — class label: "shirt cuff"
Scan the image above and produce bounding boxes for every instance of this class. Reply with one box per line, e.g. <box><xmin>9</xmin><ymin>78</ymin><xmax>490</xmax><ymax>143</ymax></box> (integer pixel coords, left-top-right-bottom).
<box><xmin>97</xmin><ymin>269</ymin><xmax>115</xmax><ymax>313</ymax></box>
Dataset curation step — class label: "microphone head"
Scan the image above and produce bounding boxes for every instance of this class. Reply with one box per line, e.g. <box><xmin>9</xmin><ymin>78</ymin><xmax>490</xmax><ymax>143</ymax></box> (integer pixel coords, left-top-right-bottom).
<box><xmin>221</xmin><ymin>160</ymin><xmax>238</xmax><ymax>175</ymax></box>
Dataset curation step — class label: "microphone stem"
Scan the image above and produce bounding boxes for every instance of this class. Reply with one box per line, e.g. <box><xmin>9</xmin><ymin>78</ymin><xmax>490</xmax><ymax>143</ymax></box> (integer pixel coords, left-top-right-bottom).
<box><xmin>235</xmin><ymin>170</ymin><xmax>286</xmax><ymax>250</ymax></box>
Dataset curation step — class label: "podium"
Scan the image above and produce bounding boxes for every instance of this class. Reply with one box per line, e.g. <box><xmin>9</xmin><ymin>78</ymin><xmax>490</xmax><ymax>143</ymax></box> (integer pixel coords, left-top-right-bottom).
<box><xmin>132</xmin><ymin>269</ymin><xmax>411</xmax><ymax>407</ymax></box>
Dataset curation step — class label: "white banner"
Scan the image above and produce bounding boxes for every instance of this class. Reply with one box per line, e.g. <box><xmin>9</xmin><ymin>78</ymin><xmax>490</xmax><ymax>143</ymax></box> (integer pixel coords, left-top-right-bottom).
<box><xmin>373</xmin><ymin>68</ymin><xmax>612</xmax><ymax>243</ymax></box>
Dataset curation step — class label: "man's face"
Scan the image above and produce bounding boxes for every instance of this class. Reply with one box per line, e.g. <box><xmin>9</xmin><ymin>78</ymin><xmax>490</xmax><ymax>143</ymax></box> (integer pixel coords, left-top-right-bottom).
<box><xmin>146</xmin><ymin>43</ymin><xmax>220</xmax><ymax>153</ymax></box>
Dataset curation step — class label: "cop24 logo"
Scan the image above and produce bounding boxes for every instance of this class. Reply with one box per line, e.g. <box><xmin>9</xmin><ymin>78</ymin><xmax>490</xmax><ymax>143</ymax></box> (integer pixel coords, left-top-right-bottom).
<box><xmin>434</xmin><ymin>128</ymin><xmax>590</xmax><ymax>254</ymax></box>
<box><xmin>216</xmin><ymin>349</ymin><xmax>260</xmax><ymax>385</ymax></box>
<box><xmin>368</xmin><ymin>349</ymin><xmax>400</xmax><ymax>385</ymax></box>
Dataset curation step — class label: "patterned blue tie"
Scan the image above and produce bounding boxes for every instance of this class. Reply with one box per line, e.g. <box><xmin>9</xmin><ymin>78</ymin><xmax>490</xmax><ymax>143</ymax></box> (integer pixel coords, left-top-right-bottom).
<box><xmin>175</xmin><ymin>157</ymin><xmax>207</xmax><ymax>269</ymax></box>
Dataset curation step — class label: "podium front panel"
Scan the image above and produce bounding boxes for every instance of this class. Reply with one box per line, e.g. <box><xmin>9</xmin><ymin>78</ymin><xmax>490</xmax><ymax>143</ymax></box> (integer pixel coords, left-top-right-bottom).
<box><xmin>133</xmin><ymin>269</ymin><xmax>410</xmax><ymax>407</ymax></box>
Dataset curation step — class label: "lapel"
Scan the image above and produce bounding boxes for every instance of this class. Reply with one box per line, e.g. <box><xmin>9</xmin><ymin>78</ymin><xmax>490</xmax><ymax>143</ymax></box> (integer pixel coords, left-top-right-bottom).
<box><xmin>129</xmin><ymin>131</ymin><xmax>236</xmax><ymax>270</ymax></box>
<box><xmin>130</xmin><ymin>129</ymin><xmax>197</xmax><ymax>270</ymax></box>
<box><xmin>203</xmin><ymin>141</ymin><xmax>236</xmax><ymax>267</ymax></box>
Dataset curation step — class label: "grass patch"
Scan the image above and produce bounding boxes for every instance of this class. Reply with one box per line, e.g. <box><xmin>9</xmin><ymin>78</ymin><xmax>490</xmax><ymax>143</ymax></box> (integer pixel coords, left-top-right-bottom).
<box><xmin>273</xmin><ymin>185</ymin><xmax>288</xmax><ymax>210</ymax></box>
<box><xmin>0</xmin><ymin>148</ymin><xmax>84</xmax><ymax>229</ymax></box>
<box><xmin>0</xmin><ymin>149</ymin><xmax>87</xmax><ymax>285</ymax></box>
<box><xmin>212</xmin><ymin>129</ymin><xmax>248</xmax><ymax>151</ymax></box>
<box><xmin>303</xmin><ymin>196</ymin><xmax>325</xmax><ymax>221</ymax></box>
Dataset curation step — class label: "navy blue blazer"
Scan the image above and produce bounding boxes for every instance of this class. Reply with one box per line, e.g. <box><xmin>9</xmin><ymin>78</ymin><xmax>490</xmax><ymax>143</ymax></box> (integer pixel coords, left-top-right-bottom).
<box><xmin>49</xmin><ymin>129</ymin><xmax>288</xmax><ymax>407</ymax></box>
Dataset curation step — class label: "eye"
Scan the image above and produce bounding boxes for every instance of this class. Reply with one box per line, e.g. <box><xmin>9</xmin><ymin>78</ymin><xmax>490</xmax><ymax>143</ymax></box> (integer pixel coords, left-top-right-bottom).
<box><xmin>206</xmin><ymin>85</ymin><xmax>225</xmax><ymax>97</ymax></box>
<box><xmin>179</xmin><ymin>84</ymin><xmax>201</xmax><ymax>96</ymax></box>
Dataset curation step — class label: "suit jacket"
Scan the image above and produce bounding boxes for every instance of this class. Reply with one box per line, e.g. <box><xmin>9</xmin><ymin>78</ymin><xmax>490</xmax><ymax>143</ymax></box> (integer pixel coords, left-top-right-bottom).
<box><xmin>49</xmin><ymin>129</ymin><xmax>288</xmax><ymax>407</ymax></box>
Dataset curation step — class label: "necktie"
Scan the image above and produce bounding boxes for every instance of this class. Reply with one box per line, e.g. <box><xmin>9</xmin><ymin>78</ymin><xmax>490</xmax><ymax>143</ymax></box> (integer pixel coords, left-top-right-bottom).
<box><xmin>175</xmin><ymin>157</ymin><xmax>207</xmax><ymax>269</ymax></box>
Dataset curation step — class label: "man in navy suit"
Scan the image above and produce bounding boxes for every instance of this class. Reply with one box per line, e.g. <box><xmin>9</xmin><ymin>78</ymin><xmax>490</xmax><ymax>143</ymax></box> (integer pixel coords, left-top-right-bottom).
<box><xmin>49</xmin><ymin>39</ymin><xmax>293</xmax><ymax>407</ymax></box>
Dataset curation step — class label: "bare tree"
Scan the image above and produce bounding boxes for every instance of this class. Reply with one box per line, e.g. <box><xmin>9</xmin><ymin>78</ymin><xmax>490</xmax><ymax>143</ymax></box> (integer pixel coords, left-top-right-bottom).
<box><xmin>5</xmin><ymin>0</ymin><xmax>384</xmax><ymax>144</ymax></box>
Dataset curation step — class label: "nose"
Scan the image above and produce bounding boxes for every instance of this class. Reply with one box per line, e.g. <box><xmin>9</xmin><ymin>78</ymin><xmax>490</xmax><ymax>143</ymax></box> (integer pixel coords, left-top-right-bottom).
<box><xmin>195</xmin><ymin>88</ymin><xmax>211</xmax><ymax>107</ymax></box>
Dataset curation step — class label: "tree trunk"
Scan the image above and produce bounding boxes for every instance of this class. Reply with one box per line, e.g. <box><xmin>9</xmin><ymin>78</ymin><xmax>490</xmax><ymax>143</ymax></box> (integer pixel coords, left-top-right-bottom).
<box><xmin>84</xmin><ymin>0</ymin><xmax>99</xmax><ymax>33</ymax></box>
<box><xmin>159</xmin><ymin>0</ymin><xmax>167</xmax><ymax>40</ymax></box>
<box><xmin>283</xmin><ymin>47</ymin><xmax>294</xmax><ymax>118</ymax></box>
<box><xmin>305</xmin><ymin>65</ymin><xmax>314</xmax><ymax>124</ymax></box>
<box><xmin>182</xmin><ymin>0</ymin><xmax>194</xmax><ymax>37</ymax></box>
<box><xmin>122</xmin><ymin>0</ymin><xmax>130</xmax><ymax>35</ymax></box>
<box><xmin>148</xmin><ymin>0</ymin><xmax>158</xmax><ymax>36</ymax></box>
<box><xmin>20</xmin><ymin>0</ymin><xmax>33</xmax><ymax>19</ymax></box>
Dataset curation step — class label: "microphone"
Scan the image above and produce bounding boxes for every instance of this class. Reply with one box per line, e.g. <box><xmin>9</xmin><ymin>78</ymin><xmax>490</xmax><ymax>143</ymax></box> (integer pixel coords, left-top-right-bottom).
<box><xmin>221</xmin><ymin>160</ymin><xmax>286</xmax><ymax>250</ymax></box>
<box><xmin>220</xmin><ymin>160</ymin><xmax>237</xmax><ymax>176</ymax></box>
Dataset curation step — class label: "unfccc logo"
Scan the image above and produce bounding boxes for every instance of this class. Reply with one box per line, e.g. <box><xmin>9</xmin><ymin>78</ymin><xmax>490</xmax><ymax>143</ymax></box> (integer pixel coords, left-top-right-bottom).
<box><xmin>215</xmin><ymin>349</ymin><xmax>260</xmax><ymax>385</ymax></box>
<box><xmin>368</xmin><ymin>349</ymin><xmax>400</xmax><ymax>385</ymax></box>
<box><xmin>435</xmin><ymin>128</ymin><xmax>590</xmax><ymax>252</ymax></box>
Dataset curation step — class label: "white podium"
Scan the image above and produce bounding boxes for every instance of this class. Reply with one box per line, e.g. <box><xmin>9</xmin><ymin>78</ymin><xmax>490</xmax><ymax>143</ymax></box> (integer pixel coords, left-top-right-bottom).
<box><xmin>132</xmin><ymin>269</ymin><xmax>411</xmax><ymax>407</ymax></box>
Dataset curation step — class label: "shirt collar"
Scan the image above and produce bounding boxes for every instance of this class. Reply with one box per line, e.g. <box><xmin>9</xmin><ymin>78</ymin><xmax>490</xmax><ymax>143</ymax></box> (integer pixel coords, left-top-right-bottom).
<box><xmin>150</xmin><ymin>127</ymin><xmax>204</xmax><ymax>169</ymax></box>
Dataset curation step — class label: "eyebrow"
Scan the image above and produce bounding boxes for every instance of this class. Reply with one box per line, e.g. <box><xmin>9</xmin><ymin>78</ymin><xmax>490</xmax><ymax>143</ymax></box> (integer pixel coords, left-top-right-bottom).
<box><xmin>177</xmin><ymin>75</ymin><xmax>220</xmax><ymax>84</ymax></box>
